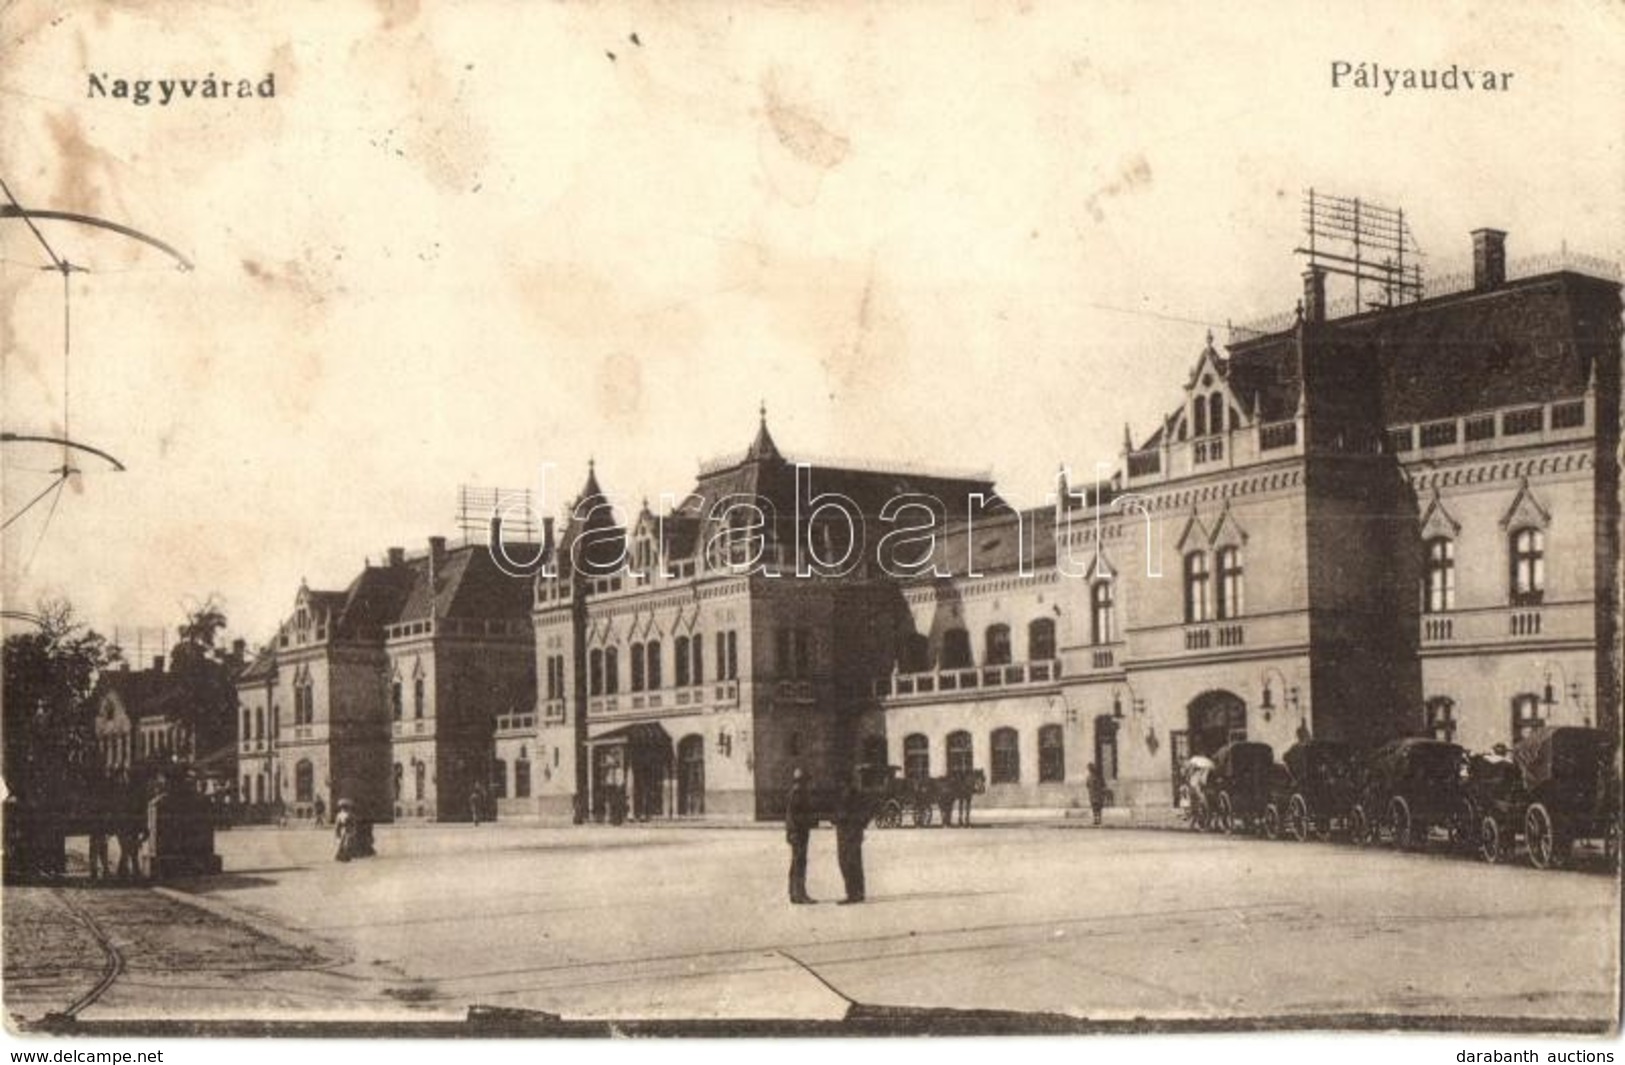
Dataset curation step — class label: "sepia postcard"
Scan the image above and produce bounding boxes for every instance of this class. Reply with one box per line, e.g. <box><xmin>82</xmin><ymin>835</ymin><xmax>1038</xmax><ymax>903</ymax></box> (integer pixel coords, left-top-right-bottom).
<box><xmin>2</xmin><ymin>0</ymin><xmax>1623</xmax><ymax>1047</ymax></box>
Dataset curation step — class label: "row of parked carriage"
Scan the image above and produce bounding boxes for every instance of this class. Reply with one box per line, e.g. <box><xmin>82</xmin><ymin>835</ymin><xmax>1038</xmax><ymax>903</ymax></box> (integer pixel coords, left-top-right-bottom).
<box><xmin>1185</xmin><ymin>726</ymin><xmax>1620</xmax><ymax>870</ymax></box>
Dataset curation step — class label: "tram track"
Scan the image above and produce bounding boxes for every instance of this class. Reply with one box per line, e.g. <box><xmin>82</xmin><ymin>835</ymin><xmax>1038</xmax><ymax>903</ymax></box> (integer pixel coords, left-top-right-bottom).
<box><xmin>47</xmin><ymin>886</ymin><xmax>126</xmax><ymax>1021</ymax></box>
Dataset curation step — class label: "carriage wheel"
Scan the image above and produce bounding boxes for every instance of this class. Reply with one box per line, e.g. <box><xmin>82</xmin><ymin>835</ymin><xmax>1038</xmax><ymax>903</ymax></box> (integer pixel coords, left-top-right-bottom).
<box><xmin>1216</xmin><ymin>792</ymin><xmax>1235</xmax><ymax>835</ymax></box>
<box><xmin>1389</xmin><ymin>797</ymin><xmax>1414</xmax><ymax>851</ymax></box>
<box><xmin>1287</xmin><ymin>794</ymin><xmax>1310</xmax><ymax>843</ymax></box>
<box><xmin>1478</xmin><ymin>815</ymin><xmax>1504</xmax><ymax>864</ymax></box>
<box><xmin>912</xmin><ymin>801</ymin><xmax>934</xmax><ymax>828</ymax></box>
<box><xmin>1348</xmin><ymin>804</ymin><xmax>1371</xmax><ymax>847</ymax></box>
<box><xmin>878</xmin><ymin>799</ymin><xmax>903</xmax><ymax>829</ymax></box>
<box><xmin>1525</xmin><ymin>804</ymin><xmax>1555</xmax><ymax>869</ymax></box>
<box><xmin>1262</xmin><ymin>803</ymin><xmax>1283</xmax><ymax>841</ymax></box>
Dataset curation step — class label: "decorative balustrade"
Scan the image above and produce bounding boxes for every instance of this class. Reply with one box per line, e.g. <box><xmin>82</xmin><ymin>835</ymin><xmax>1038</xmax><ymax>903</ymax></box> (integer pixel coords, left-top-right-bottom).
<box><xmin>1417</xmin><ymin>602</ymin><xmax>1588</xmax><ymax>648</ymax></box>
<box><xmin>874</xmin><ymin>659</ymin><xmax>1063</xmax><ymax>701</ymax></box>
<box><xmin>495</xmin><ymin>712</ymin><xmax>536</xmax><ymax>734</ymax></box>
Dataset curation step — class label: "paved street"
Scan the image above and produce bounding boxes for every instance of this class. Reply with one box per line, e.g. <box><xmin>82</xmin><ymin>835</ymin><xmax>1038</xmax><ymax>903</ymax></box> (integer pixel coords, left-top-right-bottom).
<box><xmin>9</xmin><ymin>823</ymin><xmax>1619</xmax><ymax>1029</ymax></box>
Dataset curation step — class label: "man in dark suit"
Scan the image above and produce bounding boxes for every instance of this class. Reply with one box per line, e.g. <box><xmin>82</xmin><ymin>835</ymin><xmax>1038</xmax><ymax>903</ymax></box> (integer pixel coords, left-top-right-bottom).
<box><xmin>834</xmin><ymin>774</ymin><xmax>869</xmax><ymax>904</ymax></box>
<box><xmin>785</xmin><ymin>767</ymin><xmax>814</xmax><ymax>904</ymax></box>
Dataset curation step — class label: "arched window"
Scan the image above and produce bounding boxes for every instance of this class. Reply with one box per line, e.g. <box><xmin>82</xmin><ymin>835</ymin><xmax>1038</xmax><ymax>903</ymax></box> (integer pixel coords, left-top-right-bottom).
<box><xmin>904</xmin><ymin>734</ymin><xmax>930</xmax><ymax>781</ymax></box>
<box><xmin>1512</xmin><ymin>693</ymin><xmax>1544</xmax><ymax>741</ymax></box>
<box><xmin>414</xmin><ymin>761</ymin><xmax>426</xmax><ymax>801</ymax></box>
<box><xmin>1510</xmin><ymin>528</ymin><xmax>1545</xmax><ymax>604</ymax></box>
<box><xmin>242</xmin><ymin>709</ymin><xmax>251</xmax><ymax>739</ymax></box>
<box><xmin>675</xmin><ymin>636</ymin><xmax>691</xmax><ymax>687</ymax></box>
<box><xmin>647</xmin><ymin>640</ymin><xmax>663</xmax><ymax>689</ymax></box>
<box><xmin>691</xmin><ymin>634</ymin><xmax>704</xmax><ymax>686</ymax></box>
<box><xmin>1038</xmin><ymin>724</ymin><xmax>1064</xmax><ymax>783</ymax></box>
<box><xmin>1216</xmin><ymin>546</ymin><xmax>1244</xmax><ymax>620</ymax></box>
<box><xmin>391</xmin><ymin>679</ymin><xmax>403</xmax><ymax>720</ymax></box>
<box><xmin>1194</xmin><ymin>398</ymin><xmax>1208</xmax><ymax>437</ymax></box>
<box><xmin>630</xmin><ymin>642</ymin><xmax>645</xmax><ymax>692</ymax></box>
<box><xmin>589</xmin><ymin>649</ymin><xmax>604</xmax><ymax>696</ymax></box>
<box><xmin>1424</xmin><ymin>537</ymin><xmax>1455</xmax><ymax>613</ymax></box>
<box><xmin>295</xmin><ymin>759</ymin><xmax>314</xmax><ymax>803</ymax></box>
<box><xmin>255</xmin><ymin>707</ymin><xmax>265</xmax><ymax>740</ymax></box>
<box><xmin>413</xmin><ymin>675</ymin><xmax>425</xmax><ymax>719</ymax></box>
<box><xmin>990</xmin><ymin>727</ymin><xmax>1020</xmax><ymax>784</ymax></box>
<box><xmin>941</xmin><ymin>628</ymin><xmax>973</xmax><ymax>669</ymax></box>
<box><xmin>392</xmin><ymin>762</ymin><xmax>403</xmax><ymax>802</ymax></box>
<box><xmin>1091</xmin><ymin>579</ymin><xmax>1115</xmax><ymax>644</ymax></box>
<box><xmin>1028</xmin><ymin>617</ymin><xmax>1056</xmax><ymax>662</ymax></box>
<box><xmin>604</xmin><ymin>646</ymin><xmax>619</xmax><ymax>694</ymax></box>
<box><xmin>1209</xmin><ymin>392</ymin><xmax>1225</xmax><ymax>435</ymax></box>
<box><xmin>946</xmin><ymin>730</ymin><xmax>974</xmax><ymax>775</ymax></box>
<box><xmin>984</xmin><ymin>624</ymin><xmax>1012</xmax><ymax>667</ymax></box>
<box><xmin>1184</xmin><ymin>552</ymin><xmax>1211</xmax><ymax>623</ymax></box>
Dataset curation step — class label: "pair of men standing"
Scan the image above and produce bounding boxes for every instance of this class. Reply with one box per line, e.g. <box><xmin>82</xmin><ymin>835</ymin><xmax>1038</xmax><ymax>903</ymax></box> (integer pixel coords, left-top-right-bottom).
<box><xmin>785</xmin><ymin>767</ymin><xmax>866</xmax><ymax>905</ymax></box>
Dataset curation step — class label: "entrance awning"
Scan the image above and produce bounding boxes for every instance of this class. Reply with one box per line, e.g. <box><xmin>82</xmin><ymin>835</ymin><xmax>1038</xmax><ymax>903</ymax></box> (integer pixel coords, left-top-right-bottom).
<box><xmin>586</xmin><ymin>722</ymin><xmax>672</xmax><ymax>750</ymax></box>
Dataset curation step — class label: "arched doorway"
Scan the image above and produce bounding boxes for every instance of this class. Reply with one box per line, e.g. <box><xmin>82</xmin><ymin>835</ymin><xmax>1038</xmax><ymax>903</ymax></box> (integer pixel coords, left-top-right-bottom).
<box><xmin>678</xmin><ymin>734</ymin><xmax>705</xmax><ymax>816</ymax></box>
<box><xmin>1186</xmin><ymin>690</ymin><xmax>1247</xmax><ymax>757</ymax></box>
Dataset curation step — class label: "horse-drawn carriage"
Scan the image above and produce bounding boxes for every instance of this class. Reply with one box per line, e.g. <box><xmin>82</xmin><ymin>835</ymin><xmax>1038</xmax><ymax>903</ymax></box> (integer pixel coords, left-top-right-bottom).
<box><xmin>1349</xmin><ymin>737</ymin><xmax>1470</xmax><ymax>850</ymax></box>
<box><xmin>1264</xmin><ymin>740</ymin><xmax>1360</xmax><ymax>842</ymax></box>
<box><xmin>1467</xmin><ymin>726</ymin><xmax>1618</xmax><ymax>869</ymax></box>
<box><xmin>1207</xmin><ymin>741</ymin><xmax>1276</xmax><ymax>835</ymax></box>
<box><xmin>859</xmin><ymin>764</ymin><xmax>985</xmax><ymax>828</ymax></box>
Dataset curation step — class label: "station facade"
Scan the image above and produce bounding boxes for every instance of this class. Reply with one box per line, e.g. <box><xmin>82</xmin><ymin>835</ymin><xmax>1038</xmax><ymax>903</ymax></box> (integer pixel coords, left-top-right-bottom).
<box><xmin>239</xmin><ymin>226</ymin><xmax>1621</xmax><ymax>821</ymax></box>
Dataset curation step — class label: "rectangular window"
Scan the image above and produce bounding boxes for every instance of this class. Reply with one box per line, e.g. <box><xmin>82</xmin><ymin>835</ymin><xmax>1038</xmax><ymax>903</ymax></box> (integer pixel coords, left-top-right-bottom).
<box><xmin>1512</xmin><ymin>694</ymin><xmax>1544</xmax><ymax>742</ymax></box>
<box><xmin>990</xmin><ymin>728</ymin><xmax>1020</xmax><ymax>784</ymax></box>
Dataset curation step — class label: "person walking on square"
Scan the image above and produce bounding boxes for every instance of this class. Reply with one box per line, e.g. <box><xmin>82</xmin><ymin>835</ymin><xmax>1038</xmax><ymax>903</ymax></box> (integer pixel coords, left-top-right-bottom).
<box><xmin>834</xmin><ymin>774</ymin><xmax>868</xmax><ymax>904</ymax></box>
<box><xmin>470</xmin><ymin>782</ymin><xmax>487</xmax><ymax>826</ymax></box>
<box><xmin>1085</xmin><ymin>762</ymin><xmax>1107</xmax><ymax>826</ymax></box>
<box><xmin>313</xmin><ymin>794</ymin><xmax>326</xmax><ymax>827</ymax></box>
<box><xmin>785</xmin><ymin>767</ymin><xmax>814</xmax><ymax>904</ymax></box>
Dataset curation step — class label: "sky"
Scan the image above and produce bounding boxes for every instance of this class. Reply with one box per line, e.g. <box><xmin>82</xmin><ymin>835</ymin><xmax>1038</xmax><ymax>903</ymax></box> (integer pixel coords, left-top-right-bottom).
<box><xmin>3</xmin><ymin>0</ymin><xmax>1623</xmax><ymax>646</ymax></box>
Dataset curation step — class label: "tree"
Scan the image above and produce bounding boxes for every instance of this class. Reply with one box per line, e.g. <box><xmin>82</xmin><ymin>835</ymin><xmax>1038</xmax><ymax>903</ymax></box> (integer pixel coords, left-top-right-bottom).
<box><xmin>2</xmin><ymin>599</ymin><xmax>121</xmax><ymax>806</ymax></box>
<box><xmin>166</xmin><ymin>597</ymin><xmax>237</xmax><ymax>762</ymax></box>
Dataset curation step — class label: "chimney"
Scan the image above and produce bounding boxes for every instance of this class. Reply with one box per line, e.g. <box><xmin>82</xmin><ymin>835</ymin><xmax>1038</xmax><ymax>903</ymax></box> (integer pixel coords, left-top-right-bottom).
<box><xmin>1302</xmin><ymin>267</ymin><xmax>1327</xmax><ymax>324</ymax></box>
<box><xmin>387</xmin><ymin>546</ymin><xmax>405</xmax><ymax>566</ymax></box>
<box><xmin>428</xmin><ymin>535</ymin><xmax>446</xmax><ymax>589</ymax></box>
<box><xmin>1472</xmin><ymin>228</ymin><xmax>1507</xmax><ymax>291</ymax></box>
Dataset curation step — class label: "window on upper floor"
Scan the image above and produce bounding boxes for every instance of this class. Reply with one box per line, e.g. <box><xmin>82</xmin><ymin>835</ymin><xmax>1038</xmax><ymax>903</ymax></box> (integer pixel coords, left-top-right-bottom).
<box><xmin>604</xmin><ymin>646</ymin><xmax>620</xmax><ymax>694</ymax></box>
<box><xmin>1424</xmin><ymin>537</ymin><xmax>1456</xmax><ymax>614</ymax></box>
<box><xmin>941</xmin><ymin>628</ymin><xmax>973</xmax><ymax>670</ymax></box>
<box><xmin>1091</xmin><ymin>579</ymin><xmax>1115</xmax><ymax>645</ymax></box>
<box><xmin>589</xmin><ymin>649</ymin><xmax>604</xmax><ymax>696</ymax></box>
<box><xmin>900</xmin><ymin>632</ymin><xmax>931</xmax><ymax>673</ymax></box>
<box><xmin>1510</xmin><ymin>527</ymin><xmax>1545</xmax><ymax>605</ymax></box>
<box><xmin>413</xmin><ymin>675</ymin><xmax>425</xmax><ymax>719</ymax></box>
<box><xmin>675</xmin><ymin>636</ymin><xmax>691</xmax><ymax>687</ymax></box>
<box><xmin>985</xmin><ymin>624</ymin><xmax>1012</xmax><ymax>667</ymax></box>
<box><xmin>691</xmin><ymin>634</ymin><xmax>704</xmax><ymax>686</ymax></box>
<box><xmin>1216</xmin><ymin>546</ymin><xmax>1244</xmax><ymax>620</ymax></box>
<box><xmin>391</xmin><ymin>679</ymin><xmax>403</xmax><ymax>720</ymax></box>
<box><xmin>1209</xmin><ymin>392</ymin><xmax>1225</xmax><ymax>435</ymax></box>
<box><xmin>1184</xmin><ymin>552</ymin><xmax>1211</xmax><ymax>624</ymax></box>
<box><xmin>630</xmin><ymin>642</ymin><xmax>646</xmax><ymax>692</ymax></box>
<box><xmin>646</xmin><ymin>640</ymin><xmax>663</xmax><ymax>690</ymax></box>
<box><xmin>1029</xmin><ymin>617</ymin><xmax>1057</xmax><ymax>662</ymax></box>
